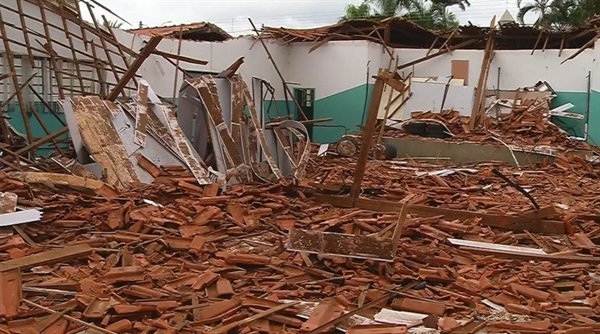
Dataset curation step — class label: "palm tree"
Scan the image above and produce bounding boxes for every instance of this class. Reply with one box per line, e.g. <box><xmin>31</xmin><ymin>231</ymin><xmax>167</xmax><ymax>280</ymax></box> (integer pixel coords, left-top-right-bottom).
<box><xmin>340</xmin><ymin>0</ymin><xmax>463</xmax><ymax>28</ymax></box>
<box><xmin>516</xmin><ymin>0</ymin><xmax>599</xmax><ymax>28</ymax></box>
<box><xmin>340</xmin><ymin>1</ymin><xmax>375</xmax><ymax>21</ymax></box>
<box><xmin>370</xmin><ymin>0</ymin><xmax>411</xmax><ymax>15</ymax></box>
<box><xmin>517</xmin><ymin>0</ymin><xmax>554</xmax><ymax>27</ymax></box>
<box><xmin>104</xmin><ymin>19</ymin><xmax>123</xmax><ymax>29</ymax></box>
<box><xmin>430</xmin><ymin>0</ymin><xmax>471</xmax><ymax>11</ymax></box>
<box><xmin>404</xmin><ymin>0</ymin><xmax>460</xmax><ymax>29</ymax></box>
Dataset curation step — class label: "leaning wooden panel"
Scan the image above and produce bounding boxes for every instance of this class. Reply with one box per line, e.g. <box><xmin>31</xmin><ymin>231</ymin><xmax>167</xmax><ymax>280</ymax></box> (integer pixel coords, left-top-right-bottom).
<box><xmin>71</xmin><ymin>96</ymin><xmax>140</xmax><ymax>188</ymax></box>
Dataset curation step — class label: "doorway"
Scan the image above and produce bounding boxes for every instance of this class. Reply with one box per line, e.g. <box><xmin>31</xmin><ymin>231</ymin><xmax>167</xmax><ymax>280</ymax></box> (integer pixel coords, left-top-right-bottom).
<box><xmin>293</xmin><ymin>88</ymin><xmax>315</xmax><ymax>139</ymax></box>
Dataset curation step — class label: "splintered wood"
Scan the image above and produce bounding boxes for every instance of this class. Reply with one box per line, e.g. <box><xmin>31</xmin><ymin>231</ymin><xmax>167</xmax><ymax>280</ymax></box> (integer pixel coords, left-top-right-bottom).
<box><xmin>70</xmin><ymin>96</ymin><xmax>140</xmax><ymax>188</ymax></box>
<box><xmin>386</xmin><ymin>98</ymin><xmax>591</xmax><ymax>152</ymax></box>
<box><xmin>2</xmin><ymin>140</ymin><xmax>600</xmax><ymax>333</ymax></box>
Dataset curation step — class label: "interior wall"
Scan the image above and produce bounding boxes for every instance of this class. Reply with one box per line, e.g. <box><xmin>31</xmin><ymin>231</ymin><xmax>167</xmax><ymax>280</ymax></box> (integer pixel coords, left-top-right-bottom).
<box><xmin>395</xmin><ymin>46</ymin><xmax>597</xmax><ymax>142</ymax></box>
<box><xmin>286</xmin><ymin>40</ymin><xmax>389</xmax><ymax>142</ymax></box>
<box><xmin>112</xmin><ymin>29</ymin><xmax>288</xmax><ymax>100</ymax></box>
<box><xmin>585</xmin><ymin>40</ymin><xmax>600</xmax><ymax>145</ymax></box>
<box><xmin>395</xmin><ymin>48</ymin><xmax>594</xmax><ymax>94</ymax></box>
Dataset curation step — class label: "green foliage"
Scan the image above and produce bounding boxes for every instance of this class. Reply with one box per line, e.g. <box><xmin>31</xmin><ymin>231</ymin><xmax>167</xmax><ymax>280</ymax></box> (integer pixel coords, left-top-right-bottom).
<box><xmin>104</xmin><ymin>20</ymin><xmax>123</xmax><ymax>29</ymax></box>
<box><xmin>517</xmin><ymin>0</ymin><xmax>600</xmax><ymax>28</ymax></box>
<box><xmin>340</xmin><ymin>0</ymin><xmax>466</xmax><ymax>29</ymax></box>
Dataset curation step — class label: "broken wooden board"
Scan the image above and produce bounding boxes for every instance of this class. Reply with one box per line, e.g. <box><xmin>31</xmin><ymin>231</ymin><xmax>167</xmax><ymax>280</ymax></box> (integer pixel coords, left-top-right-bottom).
<box><xmin>240</xmin><ymin>77</ymin><xmax>283</xmax><ymax>180</ymax></box>
<box><xmin>134</xmin><ymin>82</ymin><xmax>149</xmax><ymax>147</ymax></box>
<box><xmin>286</xmin><ymin>229</ymin><xmax>395</xmax><ymax>262</ymax></box>
<box><xmin>8</xmin><ymin>172</ymin><xmax>119</xmax><ymax>198</ymax></box>
<box><xmin>142</xmin><ymin>80</ymin><xmax>214</xmax><ymax>185</ymax></box>
<box><xmin>190</xmin><ymin>76</ymin><xmax>247</xmax><ymax>181</ymax></box>
<box><xmin>313</xmin><ymin>194</ymin><xmax>565</xmax><ymax>234</ymax></box>
<box><xmin>70</xmin><ymin>96</ymin><xmax>140</xmax><ymax>189</ymax></box>
<box><xmin>0</xmin><ymin>244</ymin><xmax>93</xmax><ymax>272</ymax></box>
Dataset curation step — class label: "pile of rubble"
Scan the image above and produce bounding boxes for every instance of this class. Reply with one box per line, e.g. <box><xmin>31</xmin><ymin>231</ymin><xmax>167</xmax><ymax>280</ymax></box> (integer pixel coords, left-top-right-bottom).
<box><xmin>385</xmin><ymin>97</ymin><xmax>591</xmax><ymax>152</ymax></box>
<box><xmin>3</xmin><ymin>144</ymin><xmax>600</xmax><ymax>333</ymax></box>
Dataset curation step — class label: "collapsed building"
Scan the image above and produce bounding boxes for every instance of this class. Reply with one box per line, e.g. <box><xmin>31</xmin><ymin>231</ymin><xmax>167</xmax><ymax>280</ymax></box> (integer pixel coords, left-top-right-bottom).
<box><xmin>2</xmin><ymin>0</ymin><xmax>600</xmax><ymax>333</ymax></box>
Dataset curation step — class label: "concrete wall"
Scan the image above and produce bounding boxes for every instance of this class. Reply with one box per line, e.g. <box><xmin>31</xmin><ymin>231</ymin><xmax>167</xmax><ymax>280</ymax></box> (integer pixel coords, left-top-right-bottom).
<box><xmin>394</xmin><ymin>46</ymin><xmax>597</xmax><ymax>140</ymax></box>
<box><xmin>278</xmin><ymin>39</ymin><xmax>598</xmax><ymax>143</ymax></box>
<box><xmin>285</xmin><ymin>41</ymin><xmax>390</xmax><ymax>142</ymax></box>
<box><xmin>112</xmin><ymin>29</ymin><xmax>288</xmax><ymax>100</ymax></box>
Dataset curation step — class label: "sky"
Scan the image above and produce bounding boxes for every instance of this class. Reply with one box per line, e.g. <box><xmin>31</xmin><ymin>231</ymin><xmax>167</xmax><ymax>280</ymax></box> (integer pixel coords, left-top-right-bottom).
<box><xmin>83</xmin><ymin>0</ymin><xmax>534</xmax><ymax>35</ymax></box>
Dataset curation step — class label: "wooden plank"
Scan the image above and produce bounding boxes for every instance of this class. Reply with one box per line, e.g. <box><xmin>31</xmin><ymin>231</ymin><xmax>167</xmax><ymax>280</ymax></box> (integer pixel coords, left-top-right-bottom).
<box><xmin>487</xmin><ymin>90</ymin><xmax>551</xmax><ymax>100</ymax></box>
<box><xmin>152</xmin><ymin>49</ymin><xmax>208</xmax><ymax>65</ymax></box>
<box><xmin>13</xmin><ymin>127</ymin><xmax>69</xmax><ymax>156</ymax></box>
<box><xmin>192</xmin><ymin>76</ymin><xmax>245</xmax><ymax>174</ymax></box>
<box><xmin>461</xmin><ymin>247</ymin><xmax>600</xmax><ymax>264</ymax></box>
<box><xmin>0</xmin><ymin>244</ymin><xmax>93</xmax><ymax>272</ymax></box>
<box><xmin>313</xmin><ymin>194</ymin><xmax>565</xmax><ymax>234</ymax></box>
<box><xmin>229</xmin><ymin>76</ymin><xmax>252</xmax><ymax>181</ymax></box>
<box><xmin>349</xmin><ymin>72</ymin><xmax>386</xmax><ymax>200</ymax></box>
<box><xmin>134</xmin><ymin>82</ymin><xmax>149</xmax><ymax>146</ymax></box>
<box><xmin>469</xmin><ymin>32</ymin><xmax>495</xmax><ymax>128</ymax></box>
<box><xmin>377</xmin><ymin>70</ymin><xmax>405</xmax><ymax>93</ymax></box>
<box><xmin>0</xmin><ymin>7</ymin><xmax>34</xmax><ymax>144</ymax></box>
<box><xmin>397</xmin><ymin>39</ymin><xmax>479</xmax><ymax>71</ymax></box>
<box><xmin>71</xmin><ymin>96</ymin><xmax>140</xmax><ymax>188</ymax></box>
<box><xmin>240</xmin><ymin>78</ymin><xmax>283</xmax><ymax>179</ymax></box>
<box><xmin>286</xmin><ymin>229</ymin><xmax>395</xmax><ymax>262</ymax></box>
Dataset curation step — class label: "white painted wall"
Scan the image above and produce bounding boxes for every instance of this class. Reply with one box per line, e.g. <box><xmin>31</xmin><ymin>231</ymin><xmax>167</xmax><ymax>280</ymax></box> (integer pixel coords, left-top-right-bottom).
<box><xmin>593</xmin><ymin>40</ymin><xmax>600</xmax><ymax>92</ymax></box>
<box><xmin>395</xmin><ymin>47</ymin><xmax>596</xmax><ymax>92</ymax></box>
<box><xmin>113</xmin><ymin>29</ymin><xmax>289</xmax><ymax>99</ymax></box>
<box><xmin>287</xmin><ymin>41</ymin><xmax>389</xmax><ymax>99</ymax></box>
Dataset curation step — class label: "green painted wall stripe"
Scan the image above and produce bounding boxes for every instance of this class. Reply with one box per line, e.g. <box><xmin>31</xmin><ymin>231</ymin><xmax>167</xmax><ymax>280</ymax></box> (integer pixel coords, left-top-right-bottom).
<box><xmin>551</xmin><ymin>92</ymin><xmax>587</xmax><ymax>138</ymax></box>
<box><xmin>4</xmin><ymin>88</ymin><xmax>599</xmax><ymax>154</ymax></box>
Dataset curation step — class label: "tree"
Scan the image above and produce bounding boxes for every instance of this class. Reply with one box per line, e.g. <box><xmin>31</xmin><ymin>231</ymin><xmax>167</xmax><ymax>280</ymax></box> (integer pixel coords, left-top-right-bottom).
<box><xmin>517</xmin><ymin>0</ymin><xmax>599</xmax><ymax>28</ymax></box>
<box><xmin>370</xmin><ymin>0</ymin><xmax>412</xmax><ymax>16</ymax></box>
<box><xmin>340</xmin><ymin>1</ymin><xmax>376</xmax><ymax>21</ymax></box>
<box><xmin>104</xmin><ymin>20</ymin><xmax>123</xmax><ymax>29</ymax></box>
<box><xmin>431</xmin><ymin>0</ymin><xmax>471</xmax><ymax>11</ymax></box>
<box><xmin>340</xmin><ymin>0</ymin><xmax>465</xmax><ymax>29</ymax></box>
<box><xmin>517</xmin><ymin>0</ymin><xmax>553</xmax><ymax>27</ymax></box>
<box><xmin>403</xmin><ymin>0</ymin><xmax>460</xmax><ymax>29</ymax></box>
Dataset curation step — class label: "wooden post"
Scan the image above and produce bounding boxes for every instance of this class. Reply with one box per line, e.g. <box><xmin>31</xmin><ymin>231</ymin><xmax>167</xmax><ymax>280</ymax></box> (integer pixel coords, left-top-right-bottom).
<box><xmin>28</xmin><ymin>106</ymin><xmax>65</xmax><ymax>155</ymax></box>
<box><xmin>15</xmin><ymin>0</ymin><xmax>35</xmax><ymax>67</ymax></box>
<box><xmin>101</xmin><ymin>15</ymin><xmax>138</xmax><ymax>89</ymax></box>
<box><xmin>37</xmin><ymin>0</ymin><xmax>65</xmax><ymax>100</ymax></box>
<box><xmin>349</xmin><ymin>71</ymin><xmax>386</xmax><ymax>202</ymax></box>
